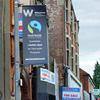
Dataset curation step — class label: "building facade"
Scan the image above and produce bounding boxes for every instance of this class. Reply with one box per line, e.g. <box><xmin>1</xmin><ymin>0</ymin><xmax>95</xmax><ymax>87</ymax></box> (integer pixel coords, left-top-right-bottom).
<box><xmin>1</xmin><ymin>0</ymin><xmax>81</xmax><ymax>99</ymax></box>
<box><xmin>80</xmin><ymin>68</ymin><xmax>95</xmax><ymax>93</ymax></box>
<box><xmin>9</xmin><ymin>0</ymin><xmax>35</xmax><ymax>100</ymax></box>
<box><xmin>45</xmin><ymin>0</ymin><xmax>79</xmax><ymax>85</ymax></box>
<box><xmin>80</xmin><ymin>68</ymin><xmax>97</xmax><ymax>100</ymax></box>
<box><xmin>0</xmin><ymin>0</ymin><xmax>11</xmax><ymax>100</ymax></box>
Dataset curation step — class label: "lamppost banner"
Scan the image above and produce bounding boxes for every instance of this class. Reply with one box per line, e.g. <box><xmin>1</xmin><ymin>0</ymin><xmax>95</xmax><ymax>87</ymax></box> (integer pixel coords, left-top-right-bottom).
<box><xmin>22</xmin><ymin>5</ymin><xmax>48</xmax><ymax>65</ymax></box>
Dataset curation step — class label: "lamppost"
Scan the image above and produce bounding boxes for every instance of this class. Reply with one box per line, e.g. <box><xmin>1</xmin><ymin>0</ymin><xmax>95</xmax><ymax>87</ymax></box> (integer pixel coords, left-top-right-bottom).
<box><xmin>14</xmin><ymin>0</ymin><xmax>20</xmax><ymax>99</ymax></box>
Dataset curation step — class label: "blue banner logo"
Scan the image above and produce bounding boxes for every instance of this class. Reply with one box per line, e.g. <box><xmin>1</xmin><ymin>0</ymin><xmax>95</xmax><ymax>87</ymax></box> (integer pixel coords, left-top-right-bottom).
<box><xmin>28</xmin><ymin>20</ymin><xmax>42</xmax><ymax>34</ymax></box>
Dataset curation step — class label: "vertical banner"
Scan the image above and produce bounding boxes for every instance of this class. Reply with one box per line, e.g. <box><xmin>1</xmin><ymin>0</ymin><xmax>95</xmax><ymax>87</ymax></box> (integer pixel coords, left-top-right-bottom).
<box><xmin>22</xmin><ymin>5</ymin><xmax>48</xmax><ymax>65</ymax></box>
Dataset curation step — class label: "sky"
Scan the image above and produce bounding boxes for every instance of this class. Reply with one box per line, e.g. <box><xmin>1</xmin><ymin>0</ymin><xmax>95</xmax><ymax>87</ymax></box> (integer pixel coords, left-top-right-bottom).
<box><xmin>71</xmin><ymin>0</ymin><xmax>100</xmax><ymax>77</ymax></box>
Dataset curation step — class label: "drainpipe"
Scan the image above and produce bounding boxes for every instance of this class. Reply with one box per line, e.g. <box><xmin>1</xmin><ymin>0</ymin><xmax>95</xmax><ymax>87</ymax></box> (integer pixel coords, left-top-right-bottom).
<box><xmin>64</xmin><ymin>0</ymin><xmax>67</xmax><ymax>86</ymax></box>
<box><xmin>64</xmin><ymin>0</ymin><xmax>71</xmax><ymax>87</ymax></box>
<box><xmin>64</xmin><ymin>0</ymin><xmax>66</xmax><ymax>70</ymax></box>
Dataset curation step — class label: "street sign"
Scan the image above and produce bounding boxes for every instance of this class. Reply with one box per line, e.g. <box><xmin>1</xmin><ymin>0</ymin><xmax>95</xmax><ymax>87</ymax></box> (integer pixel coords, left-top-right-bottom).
<box><xmin>93</xmin><ymin>89</ymin><xmax>99</xmax><ymax>95</ymax></box>
<box><xmin>22</xmin><ymin>5</ymin><xmax>48</xmax><ymax>65</ymax></box>
<box><xmin>62</xmin><ymin>87</ymin><xmax>80</xmax><ymax>100</ymax></box>
<box><xmin>40</xmin><ymin>68</ymin><xmax>55</xmax><ymax>84</ymax></box>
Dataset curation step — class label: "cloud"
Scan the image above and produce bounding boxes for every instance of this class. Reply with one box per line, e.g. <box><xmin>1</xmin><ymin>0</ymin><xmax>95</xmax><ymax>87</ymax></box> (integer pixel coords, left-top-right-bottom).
<box><xmin>80</xmin><ymin>61</ymin><xmax>95</xmax><ymax>77</ymax></box>
<box><xmin>80</xmin><ymin>51</ymin><xmax>100</xmax><ymax>77</ymax></box>
<box><xmin>80</xmin><ymin>60</ymin><xmax>100</xmax><ymax>77</ymax></box>
<box><xmin>72</xmin><ymin>0</ymin><xmax>100</xmax><ymax>77</ymax></box>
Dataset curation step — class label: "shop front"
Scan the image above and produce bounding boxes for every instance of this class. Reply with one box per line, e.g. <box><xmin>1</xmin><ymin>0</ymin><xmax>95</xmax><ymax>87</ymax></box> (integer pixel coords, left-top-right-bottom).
<box><xmin>32</xmin><ymin>67</ymin><xmax>55</xmax><ymax>100</ymax></box>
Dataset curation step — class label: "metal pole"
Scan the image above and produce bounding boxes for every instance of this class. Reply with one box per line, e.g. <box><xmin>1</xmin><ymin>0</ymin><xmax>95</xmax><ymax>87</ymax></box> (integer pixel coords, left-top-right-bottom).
<box><xmin>14</xmin><ymin>0</ymin><xmax>20</xmax><ymax>100</ymax></box>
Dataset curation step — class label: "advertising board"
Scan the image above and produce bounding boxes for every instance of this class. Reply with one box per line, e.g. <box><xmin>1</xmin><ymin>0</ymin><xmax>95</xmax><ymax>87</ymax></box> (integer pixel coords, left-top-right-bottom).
<box><xmin>93</xmin><ymin>89</ymin><xmax>99</xmax><ymax>95</ymax></box>
<box><xmin>22</xmin><ymin>5</ymin><xmax>48</xmax><ymax>65</ymax></box>
<box><xmin>62</xmin><ymin>87</ymin><xmax>80</xmax><ymax>100</ymax></box>
<box><xmin>40</xmin><ymin>68</ymin><xmax>55</xmax><ymax>84</ymax></box>
<box><xmin>19</xmin><ymin>13</ymin><xmax>23</xmax><ymax>37</ymax></box>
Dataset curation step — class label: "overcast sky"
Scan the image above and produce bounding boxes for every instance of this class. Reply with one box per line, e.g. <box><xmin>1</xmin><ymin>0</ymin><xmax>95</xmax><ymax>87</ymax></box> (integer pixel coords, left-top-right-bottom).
<box><xmin>72</xmin><ymin>0</ymin><xmax>100</xmax><ymax>77</ymax></box>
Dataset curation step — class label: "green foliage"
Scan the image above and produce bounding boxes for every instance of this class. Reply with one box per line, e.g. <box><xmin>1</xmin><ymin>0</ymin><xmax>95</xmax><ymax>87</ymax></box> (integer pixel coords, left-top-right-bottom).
<box><xmin>93</xmin><ymin>61</ymin><xmax>100</xmax><ymax>89</ymax></box>
<box><xmin>50</xmin><ymin>60</ymin><xmax>54</xmax><ymax>72</ymax></box>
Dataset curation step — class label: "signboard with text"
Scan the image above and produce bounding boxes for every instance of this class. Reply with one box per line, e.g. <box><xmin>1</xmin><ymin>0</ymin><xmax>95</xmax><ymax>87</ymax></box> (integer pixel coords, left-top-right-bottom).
<box><xmin>22</xmin><ymin>5</ymin><xmax>48</xmax><ymax>65</ymax></box>
<box><xmin>62</xmin><ymin>87</ymin><xmax>80</xmax><ymax>100</ymax></box>
<box><xmin>19</xmin><ymin>13</ymin><xmax>23</xmax><ymax>37</ymax></box>
<box><xmin>40</xmin><ymin>68</ymin><xmax>55</xmax><ymax>84</ymax></box>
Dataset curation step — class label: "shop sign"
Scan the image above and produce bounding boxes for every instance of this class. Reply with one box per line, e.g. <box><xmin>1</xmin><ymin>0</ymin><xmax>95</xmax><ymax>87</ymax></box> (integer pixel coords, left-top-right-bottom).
<box><xmin>19</xmin><ymin>13</ymin><xmax>23</xmax><ymax>37</ymax></box>
<box><xmin>40</xmin><ymin>68</ymin><xmax>55</xmax><ymax>84</ymax></box>
<box><xmin>13</xmin><ymin>13</ymin><xmax>23</xmax><ymax>37</ymax></box>
<box><xmin>93</xmin><ymin>89</ymin><xmax>99</xmax><ymax>95</ymax></box>
<box><xmin>62</xmin><ymin>87</ymin><xmax>80</xmax><ymax>100</ymax></box>
<box><xmin>22</xmin><ymin>5</ymin><xmax>48</xmax><ymax>65</ymax></box>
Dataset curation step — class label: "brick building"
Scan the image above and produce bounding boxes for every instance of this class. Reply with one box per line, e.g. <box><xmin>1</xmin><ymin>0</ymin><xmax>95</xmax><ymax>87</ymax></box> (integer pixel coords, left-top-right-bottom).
<box><xmin>9</xmin><ymin>1</ymin><xmax>35</xmax><ymax>100</ymax></box>
<box><xmin>45</xmin><ymin>0</ymin><xmax>80</xmax><ymax>86</ymax></box>
<box><xmin>8</xmin><ymin>0</ymin><xmax>81</xmax><ymax>99</ymax></box>
<box><xmin>80</xmin><ymin>68</ymin><xmax>95</xmax><ymax>93</ymax></box>
<box><xmin>79</xmin><ymin>68</ymin><xmax>97</xmax><ymax>100</ymax></box>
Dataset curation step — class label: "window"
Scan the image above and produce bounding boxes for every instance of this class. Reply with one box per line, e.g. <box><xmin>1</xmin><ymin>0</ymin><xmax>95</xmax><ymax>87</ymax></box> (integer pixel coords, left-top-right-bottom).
<box><xmin>66</xmin><ymin>0</ymin><xmax>68</xmax><ymax>8</ymax></box>
<box><xmin>67</xmin><ymin>50</ymin><xmax>69</xmax><ymax>66</ymax></box>
<box><xmin>71</xmin><ymin>47</ymin><xmax>73</xmax><ymax>57</ymax></box>
<box><xmin>67</xmin><ymin>38</ymin><xmax>69</xmax><ymax>49</ymax></box>
<box><xmin>71</xmin><ymin>59</ymin><xmax>73</xmax><ymax>71</ymax></box>
<box><xmin>66</xmin><ymin>10</ymin><xmax>69</xmax><ymax>22</ymax></box>
<box><xmin>76</xmin><ymin>65</ymin><xmax>77</xmax><ymax>76</ymax></box>
<box><xmin>75</xmin><ymin>55</ymin><xmax>77</xmax><ymax>63</ymax></box>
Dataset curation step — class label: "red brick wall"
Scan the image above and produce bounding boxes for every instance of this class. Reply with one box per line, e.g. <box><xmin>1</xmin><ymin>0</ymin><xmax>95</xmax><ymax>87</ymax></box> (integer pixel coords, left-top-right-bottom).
<box><xmin>9</xmin><ymin>0</ymin><xmax>15</xmax><ymax>94</ymax></box>
<box><xmin>9</xmin><ymin>1</ymin><xmax>32</xmax><ymax>99</ymax></box>
<box><xmin>46</xmin><ymin>0</ymin><xmax>65</xmax><ymax>85</ymax></box>
<box><xmin>80</xmin><ymin>69</ymin><xmax>89</xmax><ymax>93</ymax></box>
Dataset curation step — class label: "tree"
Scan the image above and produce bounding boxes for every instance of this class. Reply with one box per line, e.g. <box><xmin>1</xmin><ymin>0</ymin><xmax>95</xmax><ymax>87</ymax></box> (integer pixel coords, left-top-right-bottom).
<box><xmin>93</xmin><ymin>61</ymin><xmax>100</xmax><ymax>89</ymax></box>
